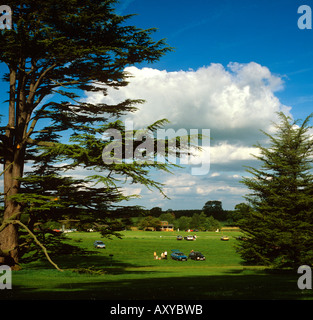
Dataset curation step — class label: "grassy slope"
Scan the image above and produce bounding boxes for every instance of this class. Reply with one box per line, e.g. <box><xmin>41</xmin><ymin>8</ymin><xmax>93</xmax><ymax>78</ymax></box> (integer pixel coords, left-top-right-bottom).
<box><xmin>2</xmin><ymin>231</ymin><xmax>313</xmax><ymax>300</ymax></box>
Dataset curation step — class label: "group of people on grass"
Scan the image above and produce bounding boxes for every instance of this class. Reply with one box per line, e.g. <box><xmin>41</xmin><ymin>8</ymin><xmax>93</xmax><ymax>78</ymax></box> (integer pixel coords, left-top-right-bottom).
<box><xmin>154</xmin><ymin>251</ymin><xmax>167</xmax><ymax>260</ymax></box>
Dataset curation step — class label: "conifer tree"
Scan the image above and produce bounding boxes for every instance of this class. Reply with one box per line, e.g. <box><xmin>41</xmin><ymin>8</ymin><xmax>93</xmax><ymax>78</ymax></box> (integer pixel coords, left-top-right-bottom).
<box><xmin>0</xmin><ymin>0</ymin><xmax>176</xmax><ymax>268</ymax></box>
<box><xmin>238</xmin><ymin>112</ymin><xmax>313</xmax><ymax>268</ymax></box>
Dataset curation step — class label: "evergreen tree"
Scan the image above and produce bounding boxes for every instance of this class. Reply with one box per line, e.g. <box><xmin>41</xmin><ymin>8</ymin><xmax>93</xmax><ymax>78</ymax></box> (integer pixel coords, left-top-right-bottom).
<box><xmin>238</xmin><ymin>112</ymin><xmax>313</xmax><ymax>268</ymax></box>
<box><xmin>0</xmin><ymin>0</ymin><xmax>176</xmax><ymax>268</ymax></box>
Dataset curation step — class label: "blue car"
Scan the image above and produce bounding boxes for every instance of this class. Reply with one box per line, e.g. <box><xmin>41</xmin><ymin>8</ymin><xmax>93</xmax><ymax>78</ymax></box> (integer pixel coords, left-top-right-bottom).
<box><xmin>170</xmin><ymin>249</ymin><xmax>188</xmax><ymax>261</ymax></box>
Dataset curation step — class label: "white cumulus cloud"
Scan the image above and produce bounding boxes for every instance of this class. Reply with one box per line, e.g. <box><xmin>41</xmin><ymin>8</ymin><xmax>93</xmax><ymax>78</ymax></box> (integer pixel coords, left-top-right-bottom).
<box><xmin>83</xmin><ymin>62</ymin><xmax>292</xmax><ymax>209</ymax></box>
<box><xmin>86</xmin><ymin>62</ymin><xmax>291</xmax><ymax>147</ymax></box>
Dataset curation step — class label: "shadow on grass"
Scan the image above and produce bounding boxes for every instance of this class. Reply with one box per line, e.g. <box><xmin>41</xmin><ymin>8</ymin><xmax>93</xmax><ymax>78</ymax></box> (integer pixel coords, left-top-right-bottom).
<box><xmin>4</xmin><ymin>268</ymin><xmax>313</xmax><ymax>300</ymax></box>
<box><xmin>24</xmin><ymin>249</ymin><xmax>144</xmax><ymax>274</ymax></box>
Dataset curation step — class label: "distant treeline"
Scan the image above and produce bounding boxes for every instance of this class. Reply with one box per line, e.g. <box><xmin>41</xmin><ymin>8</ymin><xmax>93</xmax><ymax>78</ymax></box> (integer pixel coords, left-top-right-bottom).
<box><xmin>149</xmin><ymin>209</ymin><xmax>203</xmax><ymax>218</ymax></box>
<box><xmin>146</xmin><ymin>200</ymin><xmax>238</xmax><ymax>222</ymax></box>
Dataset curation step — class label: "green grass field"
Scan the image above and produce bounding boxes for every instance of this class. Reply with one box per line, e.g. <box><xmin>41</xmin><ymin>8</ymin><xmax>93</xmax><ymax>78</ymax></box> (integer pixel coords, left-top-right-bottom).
<box><xmin>1</xmin><ymin>230</ymin><xmax>313</xmax><ymax>300</ymax></box>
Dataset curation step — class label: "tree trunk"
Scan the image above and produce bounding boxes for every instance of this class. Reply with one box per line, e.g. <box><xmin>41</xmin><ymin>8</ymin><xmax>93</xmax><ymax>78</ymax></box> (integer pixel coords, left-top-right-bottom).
<box><xmin>0</xmin><ymin>68</ymin><xmax>24</xmax><ymax>269</ymax></box>
<box><xmin>0</xmin><ymin>150</ymin><xmax>25</xmax><ymax>269</ymax></box>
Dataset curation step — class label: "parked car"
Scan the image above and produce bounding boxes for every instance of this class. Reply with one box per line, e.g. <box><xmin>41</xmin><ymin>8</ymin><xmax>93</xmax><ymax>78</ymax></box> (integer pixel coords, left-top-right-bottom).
<box><xmin>184</xmin><ymin>235</ymin><xmax>195</xmax><ymax>241</ymax></box>
<box><xmin>52</xmin><ymin>229</ymin><xmax>63</xmax><ymax>233</ymax></box>
<box><xmin>220</xmin><ymin>235</ymin><xmax>229</xmax><ymax>241</ymax></box>
<box><xmin>189</xmin><ymin>251</ymin><xmax>206</xmax><ymax>261</ymax></box>
<box><xmin>94</xmin><ymin>240</ymin><xmax>106</xmax><ymax>248</ymax></box>
<box><xmin>63</xmin><ymin>228</ymin><xmax>77</xmax><ymax>233</ymax></box>
<box><xmin>170</xmin><ymin>249</ymin><xmax>188</xmax><ymax>261</ymax></box>
<box><xmin>177</xmin><ymin>235</ymin><xmax>183</xmax><ymax>240</ymax></box>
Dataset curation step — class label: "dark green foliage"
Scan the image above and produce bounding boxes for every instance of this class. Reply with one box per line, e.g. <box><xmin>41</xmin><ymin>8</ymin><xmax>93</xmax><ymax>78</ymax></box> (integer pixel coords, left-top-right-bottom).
<box><xmin>158</xmin><ymin>212</ymin><xmax>175</xmax><ymax>224</ymax></box>
<box><xmin>137</xmin><ymin>216</ymin><xmax>161</xmax><ymax>230</ymax></box>
<box><xmin>202</xmin><ymin>200</ymin><xmax>227</xmax><ymax>220</ymax></box>
<box><xmin>149</xmin><ymin>207</ymin><xmax>163</xmax><ymax>217</ymax></box>
<box><xmin>238</xmin><ymin>112</ymin><xmax>313</xmax><ymax>268</ymax></box>
<box><xmin>225</xmin><ymin>203</ymin><xmax>252</xmax><ymax>226</ymax></box>
<box><xmin>0</xmin><ymin>0</ymin><xmax>179</xmax><ymax>264</ymax></box>
<box><xmin>173</xmin><ymin>213</ymin><xmax>220</xmax><ymax>231</ymax></box>
<box><xmin>166</xmin><ymin>209</ymin><xmax>202</xmax><ymax>218</ymax></box>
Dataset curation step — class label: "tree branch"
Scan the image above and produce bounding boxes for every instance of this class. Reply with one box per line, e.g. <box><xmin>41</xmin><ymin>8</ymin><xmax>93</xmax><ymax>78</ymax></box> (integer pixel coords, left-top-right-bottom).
<box><xmin>0</xmin><ymin>216</ymin><xmax>63</xmax><ymax>272</ymax></box>
<box><xmin>27</xmin><ymin>63</ymin><xmax>58</xmax><ymax>105</ymax></box>
<box><xmin>0</xmin><ymin>161</ymin><xmax>14</xmax><ymax>177</ymax></box>
<box><xmin>26</xmin><ymin>137</ymin><xmax>56</xmax><ymax>147</ymax></box>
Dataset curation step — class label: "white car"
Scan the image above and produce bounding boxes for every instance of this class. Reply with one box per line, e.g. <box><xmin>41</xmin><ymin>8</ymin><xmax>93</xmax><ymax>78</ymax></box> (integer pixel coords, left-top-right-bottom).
<box><xmin>94</xmin><ymin>240</ymin><xmax>106</xmax><ymax>248</ymax></box>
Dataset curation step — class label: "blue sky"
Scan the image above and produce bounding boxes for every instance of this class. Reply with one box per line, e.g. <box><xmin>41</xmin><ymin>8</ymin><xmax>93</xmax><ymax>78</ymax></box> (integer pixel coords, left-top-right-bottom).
<box><xmin>1</xmin><ymin>0</ymin><xmax>313</xmax><ymax>211</ymax></box>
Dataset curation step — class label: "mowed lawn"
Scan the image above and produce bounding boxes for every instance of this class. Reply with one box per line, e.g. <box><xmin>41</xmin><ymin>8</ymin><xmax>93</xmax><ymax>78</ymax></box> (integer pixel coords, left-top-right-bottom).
<box><xmin>2</xmin><ymin>231</ymin><xmax>313</xmax><ymax>300</ymax></box>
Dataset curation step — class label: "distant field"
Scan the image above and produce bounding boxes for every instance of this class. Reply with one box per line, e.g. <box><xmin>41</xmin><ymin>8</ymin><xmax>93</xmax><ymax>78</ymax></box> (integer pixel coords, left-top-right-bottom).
<box><xmin>1</xmin><ymin>231</ymin><xmax>312</xmax><ymax>300</ymax></box>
